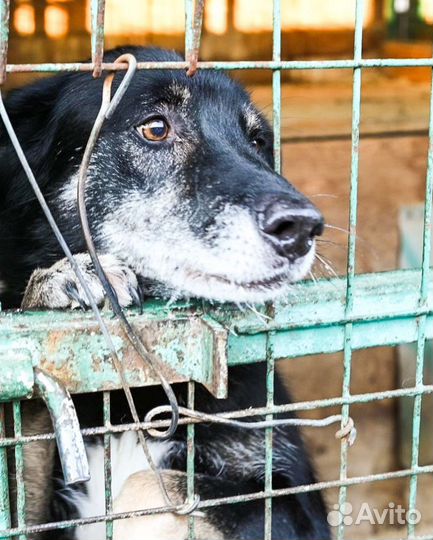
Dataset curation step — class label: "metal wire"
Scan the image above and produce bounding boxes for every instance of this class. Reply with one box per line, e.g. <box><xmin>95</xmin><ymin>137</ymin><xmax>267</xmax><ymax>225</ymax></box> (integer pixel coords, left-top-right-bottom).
<box><xmin>2</xmin><ymin>465</ymin><xmax>433</xmax><ymax>539</ymax></box>
<box><xmin>4</xmin><ymin>58</ymin><xmax>433</xmax><ymax>73</ymax></box>
<box><xmin>75</xmin><ymin>52</ymin><xmax>192</xmax><ymax>513</ymax></box>
<box><xmin>0</xmin><ymin>49</ymin><xmax>193</xmax><ymax>516</ymax></box>
<box><xmin>1</xmin><ymin>384</ymin><xmax>432</xmax><ymax>448</ymax></box>
<box><xmin>145</xmin><ymin>406</ymin><xmax>357</xmax><ymax>444</ymax></box>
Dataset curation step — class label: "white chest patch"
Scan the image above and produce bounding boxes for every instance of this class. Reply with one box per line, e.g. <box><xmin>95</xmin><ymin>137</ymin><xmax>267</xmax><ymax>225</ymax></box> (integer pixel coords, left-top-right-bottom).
<box><xmin>74</xmin><ymin>433</ymin><xmax>171</xmax><ymax>540</ymax></box>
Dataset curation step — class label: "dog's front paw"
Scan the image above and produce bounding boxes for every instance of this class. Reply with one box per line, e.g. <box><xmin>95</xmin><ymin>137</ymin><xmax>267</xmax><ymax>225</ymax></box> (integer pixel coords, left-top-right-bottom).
<box><xmin>21</xmin><ymin>253</ymin><xmax>141</xmax><ymax>310</ymax></box>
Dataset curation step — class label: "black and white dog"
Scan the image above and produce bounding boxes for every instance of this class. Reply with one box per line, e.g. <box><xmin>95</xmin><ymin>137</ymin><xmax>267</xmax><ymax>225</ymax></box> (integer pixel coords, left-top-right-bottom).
<box><xmin>0</xmin><ymin>47</ymin><xmax>329</xmax><ymax>539</ymax></box>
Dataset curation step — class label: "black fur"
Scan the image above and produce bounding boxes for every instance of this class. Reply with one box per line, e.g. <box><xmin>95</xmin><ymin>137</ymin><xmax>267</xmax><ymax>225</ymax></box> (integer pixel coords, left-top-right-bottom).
<box><xmin>0</xmin><ymin>47</ymin><xmax>329</xmax><ymax>539</ymax></box>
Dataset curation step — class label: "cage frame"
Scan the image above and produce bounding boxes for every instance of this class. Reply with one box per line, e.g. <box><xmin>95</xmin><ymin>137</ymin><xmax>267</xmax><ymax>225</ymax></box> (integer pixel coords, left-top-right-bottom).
<box><xmin>0</xmin><ymin>0</ymin><xmax>433</xmax><ymax>539</ymax></box>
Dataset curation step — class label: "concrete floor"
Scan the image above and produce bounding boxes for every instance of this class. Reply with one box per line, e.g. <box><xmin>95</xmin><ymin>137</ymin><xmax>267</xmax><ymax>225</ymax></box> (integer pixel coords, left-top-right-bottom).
<box><xmin>250</xmin><ymin>72</ymin><xmax>433</xmax><ymax>539</ymax></box>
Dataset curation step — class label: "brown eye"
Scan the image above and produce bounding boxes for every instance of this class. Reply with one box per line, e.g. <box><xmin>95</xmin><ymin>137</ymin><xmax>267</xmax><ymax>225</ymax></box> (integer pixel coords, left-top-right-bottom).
<box><xmin>138</xmin><ymin>118</ymin><xmax>169</xmax><ymax>142</ymax></box>
<box><xmin>252</xmin><ymin>136</ymin><xmax>266</xmax><ymax>150</ymax></box>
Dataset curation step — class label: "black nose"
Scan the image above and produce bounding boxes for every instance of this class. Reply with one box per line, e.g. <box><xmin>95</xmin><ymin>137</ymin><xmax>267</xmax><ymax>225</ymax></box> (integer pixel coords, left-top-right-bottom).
<box><xmin>259</xmin><ymin>198</ymin><xmax>324</xmax><ymax>259</ymax></box>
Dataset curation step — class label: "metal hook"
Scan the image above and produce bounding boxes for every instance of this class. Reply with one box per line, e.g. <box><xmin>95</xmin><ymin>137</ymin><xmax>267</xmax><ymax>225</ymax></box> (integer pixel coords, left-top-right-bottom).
<box><xmin>105</xmin><ymin>54</ymin><xmax>138</xmax><ymax>118</ymax></box>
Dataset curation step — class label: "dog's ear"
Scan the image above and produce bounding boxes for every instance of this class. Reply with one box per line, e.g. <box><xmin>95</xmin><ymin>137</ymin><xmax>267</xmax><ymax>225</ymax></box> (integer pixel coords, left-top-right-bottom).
<box><xmin>0</xmin><ymin>75</ymin><xmax>67</xmax><ymax>211</ymax></box>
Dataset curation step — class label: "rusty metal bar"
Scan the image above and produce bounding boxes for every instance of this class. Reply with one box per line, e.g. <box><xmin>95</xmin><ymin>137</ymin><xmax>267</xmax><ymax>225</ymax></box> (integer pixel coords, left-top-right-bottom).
<box><xmin>91</xmin><ymin>0</ymin><xmax>105</xmax><ymax>78</ymax></box>
<box><xmin>186</xmin><ymin>0</ymin><xmax>204</xmax><ymax>77</ymax></box>
<box><xmin>0</xmin><ymin>0</ymin><xmax>9</xmax><ymax>84</ymax></box>
<box><xmin>5</xmin><ymin>58</ymin><xmax>433</xmax><ymax>74</ymax></box>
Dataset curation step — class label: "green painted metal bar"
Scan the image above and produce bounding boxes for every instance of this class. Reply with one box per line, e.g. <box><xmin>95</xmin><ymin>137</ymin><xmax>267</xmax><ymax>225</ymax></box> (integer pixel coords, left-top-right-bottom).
<box><xmin>407</xmin><ymin>39</ymin><xmax>433</xmax><ymax>540</ymax></box>
<box><xmin>187</xmin><ymin>381</ymin><xmax>196</xmax><ymax>540</ymax></box>
<box><xmin>272</xmin><ymin>0</ymin><xmax>282</xmax><ymax>174</ymax></box>
<box><xmin>182</xmin><ymin>17</ymin><xmax>203</xmax><ymax>529</ymax></box>
<box><xmin>264</xmin><ymin>334</ymin><xmax>275</xmax><ymax>540</ymax></box>
<box><xmin>407</xmin><ymin>318</ymin><xmax>426</xmax><ymax>539</ymax></box>
<box><xmin>264</xmin><ymin>2</ymin><xmax>281</xmax><ymax>534</ymax></box>
<box><xmin>103</xmin><ymin>392</ymin><xmax>113</xmax><ymax>540</ymax></box>
<box><xmin>185</xmin><ymin>0</ymin><xmax>194</xmax><ymax>55</ymax></box>
<box><xmin>0</xmin><ymin>0</ymin><xmax>9</xmax><ymax>84</ymax></box>
<box><xmin>13</xmin><ymin>402</ymin><xmax>26</xmax><ymax>540</ymax></box>
<box><xmin>0</xmin><ymin>311</ymin><xmax>228</xmax><ymax>399</ymax></box>
<box><xmin>5</xmin><ymin>58</ymin><xmax>433</xmax><ymax>74</ymax></box>
<box><xmin>0</xmin><ymin>404</ymin><xmax>11</xmax><ymax>534</ymax></box>
<box><xmin>1</xmin><ymin>270</ymin><xmax>433</xmax><ymax>402</ymax></box>
<box><xmin>2</xmin><ymin>464</ymin><xmax>433</xmax><ymax>539</ymax></box>
<box><xmin>338</xmin><ymin>2</ymin><xmax>365</xmax><ymax>537</ymax></box>
<box><xmin>1</xmin><ymin>385</ymin><xmax>433</xmax><ymax>450</ymax></box>
<box><xmin>419</xmin><ymin>79</ymin><xmax>433</xmax><ymax>306</ymax></box>
<box><xmin>0</xmin><ymin>348</ymin><xmax>33</xmax><ymax>402</ymax></box>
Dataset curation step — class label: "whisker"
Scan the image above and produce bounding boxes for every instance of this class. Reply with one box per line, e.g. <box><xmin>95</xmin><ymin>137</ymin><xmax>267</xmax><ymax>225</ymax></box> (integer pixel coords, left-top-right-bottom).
<box><xmin>308</xmin><ymin>270</ymin><xmax>317</xmax><ymax>284</ymax></box>
<box><xmin>315</xmin><ymin>253</ymin><xmax>339</xmax><ymax>279</ymax></box>
<box><xmin>324</xmin><ymin>224</ymin><xmax>380</xmax><ymax>261</ymax></box>
<box><xmin>324</xmin><ymin>224</ymin><xmax>351</xmax><ymax>235</ymax></box>
<box><xmin>309</xmin><ymin>194</ymin><xmax>339</xmax><ymax>199</ymax></box>
<box><xmin>316</xmin><ymin>239</ymin><xmax>345</xmax><ymax>248</ymax></box>
<box><xmin>236</xmin><ymin>302</ymin><xmax>247</xmax><ymax>313</ymax></box>
<box><xmin>310</xmin><ymin>269</ymin><xmax>340</xmax><ymax>288</ymax></box>
<box><xmin>245</xmin><ymin>303</ymin><xmax>272</xmax><ymax>323</ymax></box>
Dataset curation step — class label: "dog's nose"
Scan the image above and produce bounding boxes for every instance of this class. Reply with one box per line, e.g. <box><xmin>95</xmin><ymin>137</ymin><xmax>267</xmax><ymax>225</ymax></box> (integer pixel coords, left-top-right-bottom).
<box><xmin>259</xmin><ymin>198</ymin><xmax>324</xmax><ymax>259</ymax></box>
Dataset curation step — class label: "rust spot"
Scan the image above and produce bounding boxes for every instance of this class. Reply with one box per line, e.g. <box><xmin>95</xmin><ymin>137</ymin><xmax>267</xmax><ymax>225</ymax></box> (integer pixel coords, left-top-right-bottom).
<box><xmin>45</xmin><ymin>331</ymin><xmax>62</xmax><ymax>352</ymax></box>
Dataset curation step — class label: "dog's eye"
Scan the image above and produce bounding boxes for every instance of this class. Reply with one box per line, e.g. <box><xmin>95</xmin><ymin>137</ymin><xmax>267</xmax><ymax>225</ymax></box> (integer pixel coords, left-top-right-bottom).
<box><xmin>138</xmin><ymin>118</ymin><xmax>169</xmax><ymax>142</ymax></box>
<box><xmin>252</xmin><ymin>136</ymin><xmax>266</xmax><ymax>150</ymax></box>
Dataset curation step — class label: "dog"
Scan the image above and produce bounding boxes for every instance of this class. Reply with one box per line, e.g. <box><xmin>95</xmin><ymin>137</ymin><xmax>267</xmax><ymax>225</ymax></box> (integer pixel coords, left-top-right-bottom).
<box><xmin>0</xmin><ymin>47</ymin><xmax>329</xmax><ymax>540</ymax></box>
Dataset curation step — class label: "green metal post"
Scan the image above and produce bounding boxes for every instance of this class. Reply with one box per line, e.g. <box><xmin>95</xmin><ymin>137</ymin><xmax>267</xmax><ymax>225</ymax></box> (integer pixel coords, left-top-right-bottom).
<box><xmin>407</xmin><ymin>39</ymin><xmax>433</xmax><ymax>540</ymax></box>
<box><xmin>338</xmin><ymin>1</ymin><xmax>364</xmax><ymax>538</ymax></box>
<box><xmin>272</xmin><ymin>0</ymin><xmax>282</xmax><ymax>174</ymax></box>
<box><xmin>264</xmin><ymin>3</ymin><xmax>282</xmax><ymax>532</ymax></box>
<box><xmin>185</xmin><ymin>5</ymin><xmax>197</xmax><ymax>532</ymax></box>
<box><xmin>185</xmin><ymin>0</ymin><xmax>194</xmax><ymax>57</ymax></box>
<box><xmin>103</xmin><ymin>392</ymin><xmax>113</xmax><ymax>540</ymax></box>
<box><xmin>0</xmin><ymin>404</ymin><xmax>11</xmax><ymax>534</ymax></box>
<box><xmin>13</xmin><ymin>402</ymin><xmax>26</xmax><ymax>540</ymax></box>
<box><xmin>187</xmin><ymin>381</ymin><xmax>196</xmax><ymax>540</ymax></box>
<box><xmin>264</xmin><ymin>334</ymin><xmax>275</xmax><ymax>540</ymax></box>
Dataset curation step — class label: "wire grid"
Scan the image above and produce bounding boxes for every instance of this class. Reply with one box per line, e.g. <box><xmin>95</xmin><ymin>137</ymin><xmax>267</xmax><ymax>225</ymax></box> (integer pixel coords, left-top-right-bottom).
<box><xmin>0</xmin><ymin>0</ymin><xmax>432</xmax><ymax>539</ymax></box>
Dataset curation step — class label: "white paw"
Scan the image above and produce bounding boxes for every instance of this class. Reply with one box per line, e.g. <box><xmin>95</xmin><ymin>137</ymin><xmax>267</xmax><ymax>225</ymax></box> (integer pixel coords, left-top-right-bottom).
<box><xmin>21</xmin><ymin>253</ymin><xmax>141</xmax><ymax>310</ymax></box>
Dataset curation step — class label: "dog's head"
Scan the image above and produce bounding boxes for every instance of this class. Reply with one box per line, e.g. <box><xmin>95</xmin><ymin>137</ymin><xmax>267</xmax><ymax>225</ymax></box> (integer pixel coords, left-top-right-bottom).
<box><xmin>7</xmin><ymin>47</ymin><xmax>324</xmax><ymax>304</ymax></box>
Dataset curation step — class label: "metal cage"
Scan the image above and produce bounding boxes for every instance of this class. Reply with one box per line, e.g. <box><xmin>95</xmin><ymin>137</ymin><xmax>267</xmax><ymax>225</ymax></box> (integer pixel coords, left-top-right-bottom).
<box><xmin>0</xmin><ymin>0</ymin><xmax>433</xmax><ymax>539</ymax></box>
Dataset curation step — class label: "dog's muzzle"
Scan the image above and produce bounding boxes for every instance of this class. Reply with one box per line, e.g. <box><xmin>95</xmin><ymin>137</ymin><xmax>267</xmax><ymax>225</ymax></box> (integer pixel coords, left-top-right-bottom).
<box><xmin>256</xmin><ymin>195</ymin><xmax>324</xmax><ymax>261</ymax></box>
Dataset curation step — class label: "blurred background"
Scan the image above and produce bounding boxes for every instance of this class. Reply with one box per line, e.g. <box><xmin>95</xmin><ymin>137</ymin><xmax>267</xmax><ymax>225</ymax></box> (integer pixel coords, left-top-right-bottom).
<box><xmin>6</xmin><ymin>0</ymin><xmax>433</xmax><ymax>67</ymax></box>
<box><xmin>6</xmin><ymin>1</ymin><xmax>433</xmax><ymax>538</ymax></box>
